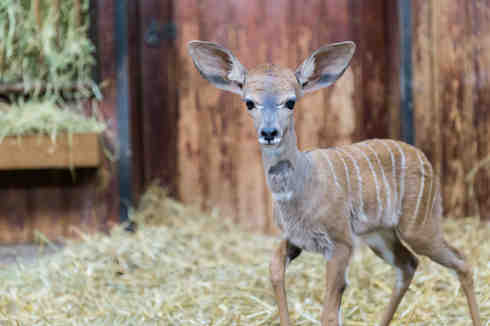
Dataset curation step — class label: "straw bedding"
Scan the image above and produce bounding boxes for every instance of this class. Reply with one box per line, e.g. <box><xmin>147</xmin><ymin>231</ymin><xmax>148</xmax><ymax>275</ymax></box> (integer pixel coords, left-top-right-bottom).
<box><xmin>0</xmin><ymin>185</ymin><xmax>488</xmax><ymax>325</ymax></box>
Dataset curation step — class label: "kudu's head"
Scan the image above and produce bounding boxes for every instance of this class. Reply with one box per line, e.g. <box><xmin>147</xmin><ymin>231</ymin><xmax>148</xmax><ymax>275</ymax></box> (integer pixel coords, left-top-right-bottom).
<box><xmin>188</xmin><ymin>41</ymin><xmax>355</xmax><ymax>150</ymax></box>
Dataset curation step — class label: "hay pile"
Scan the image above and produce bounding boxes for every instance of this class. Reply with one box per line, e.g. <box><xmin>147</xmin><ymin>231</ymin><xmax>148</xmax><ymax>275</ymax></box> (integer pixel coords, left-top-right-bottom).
<box><xmin>0</xmin><ymin>100</ymin><xmax>105</xmax><ymax>142</ymax></box>
<box><xmin>0</xmin><ymin>185</ymin><xmax>488</xmax><ymax>325</ymax></box>
<box><xmin>0</xmin><ymin>0</ymin><xmax>95</xmax><ymax>96</ymax></box>
<box><xmin>0</xmin><ymin>0</ymin><xmax>103</xmax><ymax>140</ymax></box>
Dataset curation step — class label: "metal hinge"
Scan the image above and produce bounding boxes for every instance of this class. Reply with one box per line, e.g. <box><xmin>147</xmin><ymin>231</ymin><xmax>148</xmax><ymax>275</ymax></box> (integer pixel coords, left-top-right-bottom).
<box><xmin>144</xmin><ymin>20</ymin><xmax>177</xmax><ymax>47</ymax></box>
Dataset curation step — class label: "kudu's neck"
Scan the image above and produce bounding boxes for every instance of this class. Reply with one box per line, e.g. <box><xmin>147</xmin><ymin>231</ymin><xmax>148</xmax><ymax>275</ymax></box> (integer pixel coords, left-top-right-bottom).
<box><xmin>261</xmin><ymin>120</ymin><xmax>311</xmax><ymax>198</ymax></box>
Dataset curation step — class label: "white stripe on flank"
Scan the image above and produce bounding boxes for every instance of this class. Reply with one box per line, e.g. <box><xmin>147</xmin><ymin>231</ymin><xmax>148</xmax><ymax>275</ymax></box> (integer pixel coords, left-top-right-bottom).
<box><xmin>423</xmin><ymin>157</ymin><xmax>434</xmax><ymax>225</ymax></box>
<box><xmin>322</xmin><ymin>151</ymin><xmax>341</xmax><ymax>192</ymax></box>
<box><xmin>377</xmin><ymin>140</ymin><xmax>397</xmax><ymax>206</ymax></box>
<box><xmin>390</xmin><ymin>141</ymin><xmax>406</xmax><ymax>210</ymax></box>
<box><xmin>429</xmin><ymin>188</ymin><xmax>439</xmax><ymax>220</ymax></box>
<box><xmin>353</xmin><ymin>145</ymin><xmax>382</xmax><ymax>220</ymax></box>
<box><xmin>333</xmin><ymin>150</ymin><xmax>351</xmax><ymax>197</ymax></box>
<box><xmin>363</xmin><ymin>142</ymin><xmax>392</xmax><ymax>216</ymax></box>
<box><xmin>338</xmin><ymin>148</ymin><xmax>365</xmax><ymax>217</ymax></box>
<box><xmin>413</xmin><ymin>149</ymin><xmax>426</xmax><ymax>223</ymax></box>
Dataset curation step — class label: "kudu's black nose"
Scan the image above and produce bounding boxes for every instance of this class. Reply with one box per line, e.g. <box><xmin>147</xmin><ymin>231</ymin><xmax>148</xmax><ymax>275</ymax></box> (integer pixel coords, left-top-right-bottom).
<box><xmin>261</xmin><ymin>128</ymin><xmax>279</xmax><ymax>141</ymax></box>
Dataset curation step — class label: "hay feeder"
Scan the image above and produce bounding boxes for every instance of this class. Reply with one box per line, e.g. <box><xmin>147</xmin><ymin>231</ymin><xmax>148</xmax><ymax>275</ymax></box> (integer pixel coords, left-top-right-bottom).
<box><xmin>0</xmin><ymin>132</ymin><xmax>101</xmax><ymax>170</ymax></box>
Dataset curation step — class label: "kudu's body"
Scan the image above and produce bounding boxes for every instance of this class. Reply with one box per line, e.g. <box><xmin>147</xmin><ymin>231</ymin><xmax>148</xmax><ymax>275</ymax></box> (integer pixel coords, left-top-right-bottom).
<box><xmin>188</xmin><ymin>40</ymin><xmax>481</xmax><ymax>326</ymax></box>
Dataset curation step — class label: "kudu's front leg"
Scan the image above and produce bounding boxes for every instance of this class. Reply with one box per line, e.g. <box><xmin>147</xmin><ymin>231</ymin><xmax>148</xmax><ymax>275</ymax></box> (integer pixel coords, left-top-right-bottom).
<box><xmin>321</xmin><ymin>244</ymin><xmax>352</xmax><ymax>326</ymax></box>
<box><xmin>270</xmin><ymin>240</ymin><xmax>302</xmax><ymax>326</ymax></box>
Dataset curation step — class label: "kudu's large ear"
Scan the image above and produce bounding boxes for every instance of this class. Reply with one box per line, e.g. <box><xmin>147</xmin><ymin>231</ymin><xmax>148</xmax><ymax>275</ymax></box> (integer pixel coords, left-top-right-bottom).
<box><xmin>295</xmin><ymin>41</ymin><xmax>356</xmax><ymax>94</ymax></box>
<box><xmin>188</xmin><ymin>41</ymin><xmax>247</xmax><ymax>95</ymax></box>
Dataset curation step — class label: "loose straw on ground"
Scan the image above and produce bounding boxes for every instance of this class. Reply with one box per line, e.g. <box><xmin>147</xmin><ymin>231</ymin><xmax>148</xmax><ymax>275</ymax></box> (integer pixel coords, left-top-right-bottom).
<box><xmin>0</xmin><ymin>184</ymin><xmax>488</xmax><ymax>325</ymax></box>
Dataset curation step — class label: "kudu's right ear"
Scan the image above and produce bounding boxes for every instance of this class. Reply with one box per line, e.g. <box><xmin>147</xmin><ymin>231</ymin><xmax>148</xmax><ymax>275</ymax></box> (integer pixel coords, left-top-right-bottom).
<box><xmin>188</xmin><ymin>41</ymin><xmax>247</xmax><ymax>95</ymax></box>
<box><xmin>296</xmin><ymin>41</ymin><xmax>356</xmax><ymax>94</ymax></box>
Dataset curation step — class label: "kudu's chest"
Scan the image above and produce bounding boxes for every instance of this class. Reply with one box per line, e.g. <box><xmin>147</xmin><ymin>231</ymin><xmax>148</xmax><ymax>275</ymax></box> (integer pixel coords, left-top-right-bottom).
<box><xmin>267</xmin><ymin>159</ymin><xmax>336</xmax><ymax>258</ymax></box>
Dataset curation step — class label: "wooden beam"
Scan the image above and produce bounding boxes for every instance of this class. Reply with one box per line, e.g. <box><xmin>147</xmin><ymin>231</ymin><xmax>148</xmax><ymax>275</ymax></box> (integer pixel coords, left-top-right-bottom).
<box><xmin>0</xmin><ymin>133</ymin><xmax>101</xmax><ymax>170</ymax></box>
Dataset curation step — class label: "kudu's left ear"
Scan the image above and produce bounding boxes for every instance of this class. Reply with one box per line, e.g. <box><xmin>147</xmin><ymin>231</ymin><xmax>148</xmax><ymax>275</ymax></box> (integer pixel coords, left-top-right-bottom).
<box><xmin>295</xmin><ymin>41</ymin><xmax>356</xmax><ymax>94</ymax></box>
<box><xmin>188</xmin><ymin>41</ymin><xmax>247</xmax><ymax>95</ymax></box>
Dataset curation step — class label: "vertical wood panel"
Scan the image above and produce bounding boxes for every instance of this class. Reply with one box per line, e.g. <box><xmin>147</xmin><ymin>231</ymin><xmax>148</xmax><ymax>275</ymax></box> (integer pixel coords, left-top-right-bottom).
<box><xmin>176</xmin><ymin>0</ymin><xmax>203</xmax><ymax>207</ymax></box>
<box><xmin>438</xmin><ymin>0</ymin><xmax>475</xmax><ymax>217</ymax></box>
<box><xmin>127</xmin><ymin>0</ymin><xmax>145</xmax><ymax>201</ymax></box>
<box><xmin>139</xmin><ymin>0</ymin><xmax>179</xmax><ymax>196</ymax></box>
<box><xmin>0</xmin><ymin>174</ymin><xmax>30</xmax><ymax>243</ymax></box>
<box><xmin>359</xmin><ymin>0</ymin><xmax>390</xmax><ymax>140</ymax></box>
<box><xmin>386</xmin><ymin>0</ymin><xmax>401</xmax><ymax>140</ymax></box>
<box><xmin>94</xmin><ymin>0</ymin><xmax>118</xmax><ymax>231</ymax></box>
<box><xmin>413</xmin><ymin>0</ymin><xmax>489</xmax><ymax>220</ymax></box>
<box><xmin>413</xmin><ymin>0</ymin><xmax>441</xmax><ymax>172</ymax></box>
<box><xmin>0</xmin><ymin>169</ymin><xmax>99</xmax><ymax>243</ymax></box>
<box><xmin>324</xmin><ymin>0</ymin><xmax>357</xmax><ymax>147</ymax></box>
<box><xmin>471</xmin><ymin>0</ymin><xmax>490</xmax><ymax>220</ymax></box>
<box><xmin>295</xmin><ymin>0</ymin><xmax>325</xmax><ymax>151</ymax></box>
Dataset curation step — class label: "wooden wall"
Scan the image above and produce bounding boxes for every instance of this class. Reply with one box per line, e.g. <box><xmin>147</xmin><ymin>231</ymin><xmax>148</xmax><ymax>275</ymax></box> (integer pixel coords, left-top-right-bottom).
<box><xmin>0</xmin><ymin>0</ymin><xmax>119</xmax><ymax>243</ymax></box>
<box><xmin>412</xmin><ymin>0</ymin><xmax>490</xmax><ymax>220</ymax></box>
<box><xmin>2</xmin><ymin>1</ymin><xmax>487</xmax><ymax>243</ymax></box>
<box><xmin>175</xmin><ymin>0</ymin><xmax>400</xmax><ymax>232</ymax></box>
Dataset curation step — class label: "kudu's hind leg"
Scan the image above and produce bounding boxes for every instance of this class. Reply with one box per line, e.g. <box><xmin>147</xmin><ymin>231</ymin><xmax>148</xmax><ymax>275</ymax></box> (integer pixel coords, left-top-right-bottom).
<box><xmin>270</xmin><ymin>240</ymin><xmax>302</xmax><ymax>326</ymax></box>
<box><xmin>363</xmin><ymin>230</ymin><xmax>418</xmax><ymax>326</ymax></box>
<box><xmin>402</xmin><ymin>234</ymin><xmax>482</xmax><ymax>326</ymax></box>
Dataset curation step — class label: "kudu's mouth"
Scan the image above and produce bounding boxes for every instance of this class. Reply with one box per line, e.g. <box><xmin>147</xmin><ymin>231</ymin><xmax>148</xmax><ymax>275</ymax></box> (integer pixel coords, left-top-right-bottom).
<box><xmin>258</xmin><ymin>137</ymin><xmax>282</xmax><ymax>146</ymax></box>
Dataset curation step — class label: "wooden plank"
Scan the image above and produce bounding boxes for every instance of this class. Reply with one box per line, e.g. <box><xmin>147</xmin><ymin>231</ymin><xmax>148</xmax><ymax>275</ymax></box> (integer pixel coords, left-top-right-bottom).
<box><xmin>436</xmin><ymin>0</ymin><xmax>476</xmax><ymax>217</ymax></box>
<box><xmin>63</xmin><ymin>169</ymin><xmax>98</xmax><ymax>237</ymax></box>
<box><xmin>413</xmin><ymin>0</ymin><xmax>488</xmax><ymax>219</ymax></box>
<box><xmin>0</xmin><ymin>133</ymin><xmax>101</xmax><ymax>170</ymax></box>
<box><xmin>94</xmin><ymin>0</ymin><xmax>119</xmax><ymax>230</ymax></box>
<box><xmin>201</xmin><ymin>0</ymin><xmax>240</xmax><ymax>221</ymax></box>
<box><xmin>323</xmin><ymin>0</ymin><xmax>357</xmax><ymax>147</ymax></box>
<box><xmin>359</xmin><ymin>0</ymin><xmax>389</xmax><ymax>140</ymax></box>
<box><xmin>31</xmin><ymin>170</ymin><xmax>64</xmax><ymax>242</ymax></box>
<box><xmin>176</xmin><ymin>0</ymin><xmax>203</xmax><ymax>208</ymax></box>
<box><xmin>295</xmin><ymin>0</ymin><xmax>326</xmax><ymax>151</ymax></box>
<box><xmin>0</xmin><ymin>169</ymin><xmax>99</xmax><ymax>243</ymax></box>
<box><xmin>138</xmin><ymin>0</ymin><xmax>179</xmax><ymax>196</ymax></box>
<box><xmin>127</xmin><ymin>0</ymin><xmax>145</xmax><ymax>201</ymax></box>
<box><xmin>412</xmin><ymin>0</ymin><xmax>442</xmax><ymax>173</ymax></box>
<box><xmin>0</xmin><ymin>173</ymin><xmax>31</xmax><ymax>243</ymax></box>
<box><xmin>386</xmin><ymin>0</ymin><xmax>401</xmax><ymax>140</ymax></box>
<box><xmin>471</xmin><ymin>0</ymin><xmax>490</xmax><ymax>220</ymax></box>
<box><xmin>348</xmin><ymin>0</ymin><xmax>365</xmax><ymax>144</ymax></box>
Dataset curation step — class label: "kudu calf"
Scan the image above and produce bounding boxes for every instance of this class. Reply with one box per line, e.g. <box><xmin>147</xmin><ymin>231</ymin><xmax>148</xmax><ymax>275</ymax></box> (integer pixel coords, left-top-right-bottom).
<box><xmin>188</xmin><ymin>40</ymin><xmax>481</xmax><ymax>326</ymax></box>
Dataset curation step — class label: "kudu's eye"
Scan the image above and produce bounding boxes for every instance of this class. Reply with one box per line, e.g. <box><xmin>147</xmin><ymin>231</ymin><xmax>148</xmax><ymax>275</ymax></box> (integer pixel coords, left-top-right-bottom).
<box><xmin>246</xmin><ymin>100</ymin><xmax>255</xmax><ymax>110</ymax></box>
<box><xmin>285</xmin><ymin>100</ymin><xmax>296</xmax><ymax>110</ymax></box>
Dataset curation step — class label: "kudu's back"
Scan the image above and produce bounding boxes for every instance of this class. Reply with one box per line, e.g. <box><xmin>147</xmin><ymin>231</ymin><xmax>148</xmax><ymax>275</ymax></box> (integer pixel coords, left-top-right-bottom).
<box><xmin>308</xmin><ymin>139</ymin><xmax>440</xmax><ymax>238</ymax></box>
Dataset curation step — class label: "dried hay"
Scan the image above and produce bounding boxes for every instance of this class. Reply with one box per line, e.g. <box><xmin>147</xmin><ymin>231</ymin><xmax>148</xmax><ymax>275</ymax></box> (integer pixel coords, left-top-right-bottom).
<box><xmin>0</xmin><ymin>100</ymin><xmax>105</xmax><ymax>142</ymax></box>
<box><xmin>0</xmin><ymin>185</ymin><xmax>488</xmax><ymax>325</ymax></box>
<box><xmin>0</xmin><ymin>1</ymin><xmax>104</xmax><ymax>141</ymax></box>
<box><xmin>0</xmin><ymin>0</ymin><xmax>95</xmax><ymax>98</ymax></box>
